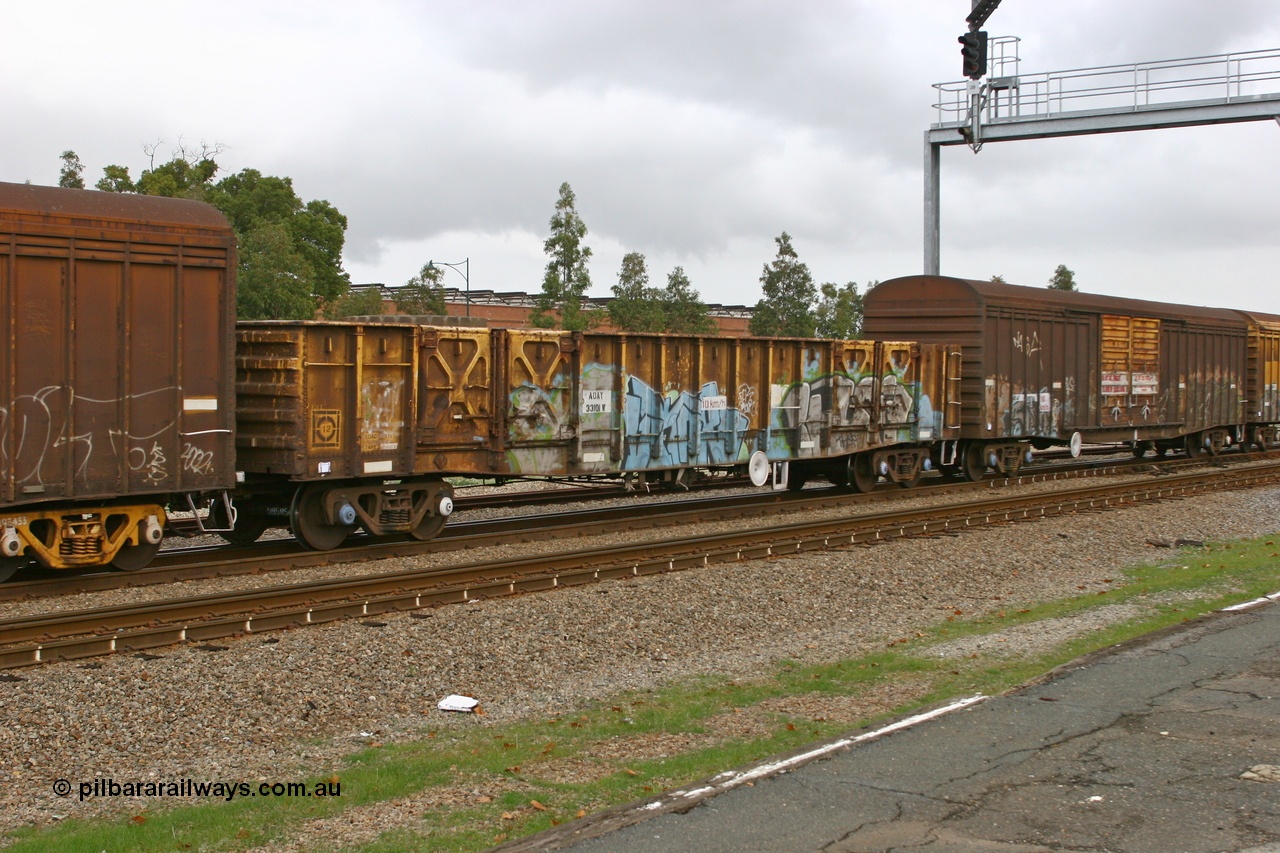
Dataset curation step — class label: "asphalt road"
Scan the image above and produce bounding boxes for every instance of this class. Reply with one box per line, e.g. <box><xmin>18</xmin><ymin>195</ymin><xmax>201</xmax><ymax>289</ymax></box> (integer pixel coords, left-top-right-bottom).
<box><xmin>506</xmin><ymin>595</ymin><xmax>1280</xmax><ymax>853</ymax></box>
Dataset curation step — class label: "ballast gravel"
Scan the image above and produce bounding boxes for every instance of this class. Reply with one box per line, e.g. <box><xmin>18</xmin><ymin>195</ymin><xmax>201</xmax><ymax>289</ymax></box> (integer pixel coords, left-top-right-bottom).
<box><xmin>0</xmin><ymin>477</ymin><xmax>1277</xmax><ymax>844</ymax></box>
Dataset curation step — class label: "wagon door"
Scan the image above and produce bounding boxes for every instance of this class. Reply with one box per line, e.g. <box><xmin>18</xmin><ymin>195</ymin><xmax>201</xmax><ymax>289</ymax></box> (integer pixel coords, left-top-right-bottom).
<box><xmin>1101</xmin><ymin>315</ymin><xmax>1163</xmax><ymax>428</ymax></box>
<box><xmin>875</xmin><ymin>341</ymin><xmax>920</xmax><ymax>442</ymax></box>
<box><xmin>829</xmin><ymin>341</ymin><xmax>876</xmax><ymax>453</ymax></box>
<box><xmin>417</xmin><ymin>327</ymin><xmax>493</xmax><ymax>473</ymax></box>
<box><xmin>576</xmin><ymin>333</ymin><xmax>621</xmax><ymax>474</ymax></box>
<box><xmin>356</xmin><ymin>325</ymin><xmax>416</xmax><ymax>476</ymax></box>
<box><xmin>693</xmin><ymin>337</ymin><xmax>750</xmax><ymax>466</ymax></box>
<box><xmin>501</xmin><ymin>330</ymin><xmax>574</xmax><ymax>475</ymax></box>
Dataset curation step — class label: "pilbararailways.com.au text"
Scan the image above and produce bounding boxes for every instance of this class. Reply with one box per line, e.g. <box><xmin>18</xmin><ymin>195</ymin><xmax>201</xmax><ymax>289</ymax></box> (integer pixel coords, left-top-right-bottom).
<box><xmin>53</xmin><ymin>778</ymin><xmax>342</xmax><ymax>802</ymax></box>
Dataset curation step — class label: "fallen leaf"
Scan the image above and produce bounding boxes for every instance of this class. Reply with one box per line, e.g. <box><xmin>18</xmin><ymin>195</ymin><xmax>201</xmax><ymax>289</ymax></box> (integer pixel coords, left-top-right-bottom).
<box><xmin>576</xmin><ymin>809</ymin><xmax>587</xmax><ymax>818</ymax></box>
<box><xmin>530</xmin><ymin>800</ymin><xmax>547</xmax><ymax>811</ymax></box>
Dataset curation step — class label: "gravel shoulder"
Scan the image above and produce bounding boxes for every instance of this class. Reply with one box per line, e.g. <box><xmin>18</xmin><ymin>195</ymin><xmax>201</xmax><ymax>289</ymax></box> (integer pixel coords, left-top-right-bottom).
<box><xmin>1</xmin><ymin>477</ymin><xmax>1277</xmax><ymax>844</ymax></box>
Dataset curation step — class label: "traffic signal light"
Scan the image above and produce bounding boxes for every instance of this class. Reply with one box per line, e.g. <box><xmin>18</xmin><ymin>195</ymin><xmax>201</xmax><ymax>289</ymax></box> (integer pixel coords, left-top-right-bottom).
<box><xmin>959</xmin><ymin>30</ymin><xmax>988</xmax><ymax>79</ymax></box>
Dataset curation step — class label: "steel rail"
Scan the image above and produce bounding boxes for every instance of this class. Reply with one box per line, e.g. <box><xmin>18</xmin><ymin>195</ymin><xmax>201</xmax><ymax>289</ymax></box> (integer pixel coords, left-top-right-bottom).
<box><xmin>0</xmin><ymin>462</ymin><xmax>1276</xmax><ymax>669</ymax></box>
<box><xmin>0</xmin><ymin>451</ymin><xmax>1187</xmax><ymax>603</ymax></box>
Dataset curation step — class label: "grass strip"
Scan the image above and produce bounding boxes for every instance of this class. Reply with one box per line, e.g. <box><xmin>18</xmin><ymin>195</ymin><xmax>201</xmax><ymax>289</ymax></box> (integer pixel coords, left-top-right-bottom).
<box><xmin>7</xmin><ymin>533</ymin><xmax>1279</xmax><ymax>852</ymax></box>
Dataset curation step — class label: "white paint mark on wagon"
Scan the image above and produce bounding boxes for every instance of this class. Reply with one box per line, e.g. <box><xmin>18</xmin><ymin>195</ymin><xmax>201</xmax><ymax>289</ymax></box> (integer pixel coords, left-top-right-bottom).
<box><xmin>581</xmin><ymin>389</ymin><xmax>611</xmax><ymax>414</ymax></box>
<box><xmin>699</xmin><ymin>395</ymin><xmax>727</xmax><ymax>411</ymax></box>
<box><xmin>183</xmin><ymin>397</ymin><xmax>219</xmax><ymax>412</ymax></box>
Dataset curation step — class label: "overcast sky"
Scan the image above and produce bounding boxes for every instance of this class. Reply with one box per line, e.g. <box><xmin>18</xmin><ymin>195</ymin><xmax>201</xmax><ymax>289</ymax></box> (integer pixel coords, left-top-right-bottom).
<box><xmin>5</xmin><ymin>1</ymin><xmax>1280</xmax><ymax>313</ymax></box>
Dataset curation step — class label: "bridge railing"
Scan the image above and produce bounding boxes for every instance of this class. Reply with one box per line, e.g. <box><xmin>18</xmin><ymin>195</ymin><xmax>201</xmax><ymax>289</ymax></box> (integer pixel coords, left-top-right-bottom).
<box><xmin>933</xmin><ymin>48</ymin><xmax>1280</xmax><ymax>126</ymax></box>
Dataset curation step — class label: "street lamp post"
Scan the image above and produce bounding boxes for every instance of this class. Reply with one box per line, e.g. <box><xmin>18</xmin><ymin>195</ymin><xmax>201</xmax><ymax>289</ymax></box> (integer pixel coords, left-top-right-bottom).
<box><xmin>426</xmin><ymin>258</ymin><xmax>470</xmax><ymax>317</ymax></box>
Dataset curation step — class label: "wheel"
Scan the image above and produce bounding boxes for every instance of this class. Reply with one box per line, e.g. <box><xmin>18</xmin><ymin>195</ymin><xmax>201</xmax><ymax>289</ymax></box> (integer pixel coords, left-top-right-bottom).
<box><xmin>1250</xmin><ymin>428</ymin><xmax>1270</xmax><ymax>452</ymax></box>
<box><xmin>290</xmin><ymin>485</ymin><xmax>355</xmax><ymax>551</ymax></box>
<box><xmin>1131</xmin><ymin>442</ymin><xmax>1148</xmax><ymax>459</ymax></box>
<box><xmin>786</xmin><ymin>473</ymin><xmax>809</xmax><ymax>492</ymax></box>
<box><xmin>111</xmin><ymin>522</ymin><xmax>161</xmax><ymax>571</ymax></box>
<box><xmin>961</xmin><ymin>443</ymin><xmax>987</xmax><ymax>482</ymax></box>
<box><xmin>409</xmin><ymin>513</ymin><xmax>448</xmax><ymax>542</ymax></box>
<box><xmin>1153</xmin><ymin>445</ymin><xmax>1169</xmax><ymax>458</ymax></box>
<box><xmin>0</xmin><ymin>557</ymin><xmax>25</xmax><ymax>583</ymax></box>
<box><xmin>212</xmin><ymin>498</ymin><xmax>271</xmax><ymax>546</ymax></box>
<box><xmin>1184</xmin><ymin>433</ymin><xmax>1202</xmax><ymax>458</ymax></box>
<box><xmin>849</xmin><ymin>454</ymin><xmax>878</xmax><ymax>493</ymax></box>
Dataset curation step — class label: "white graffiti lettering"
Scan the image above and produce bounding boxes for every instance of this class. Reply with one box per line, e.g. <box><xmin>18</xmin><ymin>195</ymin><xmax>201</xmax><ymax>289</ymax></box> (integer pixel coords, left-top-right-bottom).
<box><xmin>180</xmin><ymin>443</ymin><xmax>216</xmax><ymax>476</ymax></box>
<box><xmin>1013</xmin><ymin>331</ymin><xmax>1041</xmax><ymax>356</ymax></box>
<box><xmin>736</xmin><ymin>384</ymin><xmax>757</xmax><ymax>419</ymax></box>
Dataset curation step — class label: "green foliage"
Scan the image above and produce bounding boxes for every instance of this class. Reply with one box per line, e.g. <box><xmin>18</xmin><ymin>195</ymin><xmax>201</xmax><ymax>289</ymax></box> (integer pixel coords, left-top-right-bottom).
<box><xmin>235</xmin><ymin>222</ymin><xmax>316</xmax><ymax>320</ymax></box>
<box><xmin>608</xmin><ymin>254</ymin><xmax>716</xmax><ymax>335</ymax></box>
<box><xmin>135</xmin><ymin>157</ymin><xmax>219</xmax><ymax>199</ymax></box>
<box><xmin>608</xmin><ymin>252</ymin><xmax>666</xmax><ymax>332</ymax></box>
<box><xmin>1047</xmin><ymin>264</ymin><xmax>1077</xmax><ymax>291</ymax></box>
<box><xmin>58</xmin><ymin>150</ymin><xmax>85</xmax><ymax>189</ymax></box>
<box><xmin>989</xmin><ymin>274</ymin><xmax>1007</xmax><ymax>284</ymax></box>
<box><xmin>205</xmin><ymin>170</ymin><xmax>352</xmax><ymax>311</ymax></box>
<box><xmin>85</xmin><ymin>145</ymin><xmax>351</xmax><ymax>319</ymax></box>
<box><xmin>394</xmin><ymin>264</ymin><xmax>448</xmax><ymax>315</ymax></box>
<box><xmin>814</xmin><ymin>281</ymin><xmax>864</xmax><ymax>340</ymax></box>
<box><xmin>663</xmin><ymin>266</ymin><xmax>716</xmax><ymax>335</ymax></box>
<box><xmin>94</xmin><ymin>164</ymin><xmax>135</xmax><ymax>193</ymax></box>
<box><xmin>749</xmin><ymin>232</ymin><xmax>817</xmax><ymax>338</ymax></box>
<box><xmin>321</xmin><ymin>286</ymin><xmax>386</xmax><ymax>319</ymax></box>
<box><xmin>533</xmin><ymin>182</ymin><xmax>594</xmax><ymax>330</ymax></box>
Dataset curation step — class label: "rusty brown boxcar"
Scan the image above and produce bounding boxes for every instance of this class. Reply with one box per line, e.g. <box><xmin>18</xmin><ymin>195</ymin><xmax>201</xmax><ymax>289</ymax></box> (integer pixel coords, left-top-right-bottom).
<box><xmin>863</xmin><ymin>275</ymin><xmax>1251</xmax><ymax>479</ymax></box>
<box><xmin>0</xmin><ymin>182</ymin><xmax>237</xmax><ymax>574</ymax></box>
<box><xmin>233</xmin><ymin>321</ymin><xmax>957</xmax><ymax>549</ymax></box>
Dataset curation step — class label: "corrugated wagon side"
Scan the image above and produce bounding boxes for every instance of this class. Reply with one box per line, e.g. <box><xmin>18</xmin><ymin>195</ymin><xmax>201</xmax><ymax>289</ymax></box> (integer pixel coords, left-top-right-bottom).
<box><xmin>234</xmin><ymin>321</ymin><xmax>453</xmax><ymax>550</ymax></box>
<box><xmin>0</xmin><ymin>182</ymin><xmax>236</xmax><ymax>574</ymax></box>
<box><xmin>1235</xmin><ymin>310</ymin><xmax>1280</xmax><ymax>450</ymax></box>
<box><xmin>864</xmin><ymin>276</ymin><xmax>1251</xmax><ymax>477</ymax></box>
<box><xmin>492</xmin><ymin>329</ymin><xmax>958</xmax><ymax>492</ymax></box>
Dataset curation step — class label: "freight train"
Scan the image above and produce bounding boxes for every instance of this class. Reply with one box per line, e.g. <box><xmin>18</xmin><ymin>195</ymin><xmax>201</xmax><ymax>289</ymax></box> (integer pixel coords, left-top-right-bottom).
<box><xmin>1</xmin><ymin>182</ymin><xmax>1278</xmax><ymax>578</ymax></box>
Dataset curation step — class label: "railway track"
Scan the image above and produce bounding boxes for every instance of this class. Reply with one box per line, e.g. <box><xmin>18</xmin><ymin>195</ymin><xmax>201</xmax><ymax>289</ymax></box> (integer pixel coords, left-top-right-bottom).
<box><xmin>2</xmin><ymin>459</ymin><xmax>1277</xmax><ymax>669</ymax></box>
<box><xmin>0</xmin><ymin>449</ymin><xmax>1230</xmax><ymax>603</ymax></box>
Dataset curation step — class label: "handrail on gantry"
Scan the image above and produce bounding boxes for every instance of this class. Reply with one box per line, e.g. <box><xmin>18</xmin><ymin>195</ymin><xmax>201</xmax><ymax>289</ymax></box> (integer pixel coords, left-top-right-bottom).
<box><xmin>933</xmin><ymin>47</ymin><xmax>1280</xmax><ymax>127</ymax></box>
